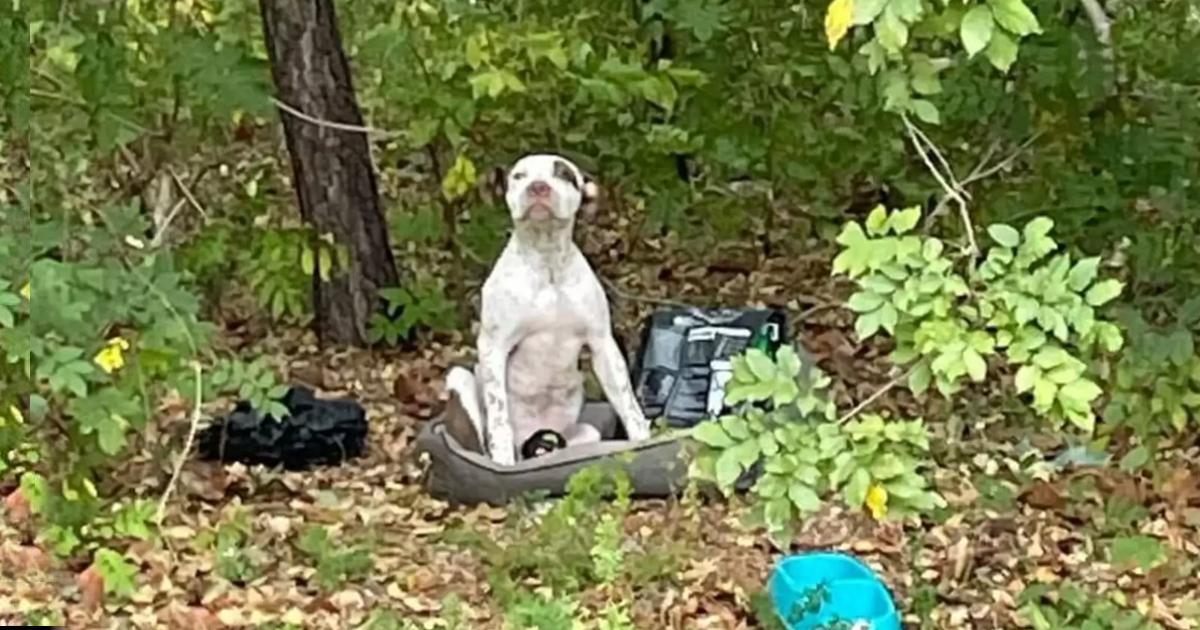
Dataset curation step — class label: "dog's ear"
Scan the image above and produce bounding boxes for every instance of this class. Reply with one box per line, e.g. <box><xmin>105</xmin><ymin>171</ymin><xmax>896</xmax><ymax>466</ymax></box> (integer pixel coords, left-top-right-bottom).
<box><xmin>489</xmin><ymin>166</ymin><xmax>506</xmax><ymax>200</ymax></box>
<box><xmin>580</xmin><ymin>175</ymin><xmax>604</xmax><ymax>219</ymax></box>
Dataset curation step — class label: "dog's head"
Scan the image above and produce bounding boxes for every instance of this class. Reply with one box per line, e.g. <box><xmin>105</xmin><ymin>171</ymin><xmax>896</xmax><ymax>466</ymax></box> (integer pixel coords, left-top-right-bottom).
<box><xmin>501</xmin><ymin>154</ymin><xmax>599</xmax><ymax>223</ymax></box>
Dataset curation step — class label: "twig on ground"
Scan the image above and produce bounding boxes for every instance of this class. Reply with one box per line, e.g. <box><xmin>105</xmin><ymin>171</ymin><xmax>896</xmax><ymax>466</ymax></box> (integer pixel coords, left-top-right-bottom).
<box><xmin>150</xmin><ymin>198</ymin><xmax>188</xmax><ymax>248</ymax></box>
<box><xmin>167</xmin><ymin>166</ymin><xmax>210</xmax><ymax>223</ymax></box>
<box><xmin>836</xmin><ymin>365</ymin><xmax>919</xmax><ymax>425</ymax></box>
<box><xmin>600</xmin><ymin>276</ymin><xmax>694</xmax><ymax>309</ymax></box>
<box><xmin>156</xmin><ymin>360</ymin><xmax>202</xmax><ymax>524</ymax></box>
<box><xmin>271</xmin><ymin>96</ymin><xmax>401</xmax><ymax>138</ymax></box>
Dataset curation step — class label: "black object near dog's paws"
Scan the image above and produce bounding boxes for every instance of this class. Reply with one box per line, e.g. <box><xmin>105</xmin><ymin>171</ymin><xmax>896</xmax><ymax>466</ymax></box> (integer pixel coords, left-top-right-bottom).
<box><xmin>197</xmin><ymin>386</ymin><xmax>368</xmax><ymax>470</ymax></box>
<box><xmin>520</xmin><ymin>429</ymin><xmax>567</xmax><ymax>459</ymax></box>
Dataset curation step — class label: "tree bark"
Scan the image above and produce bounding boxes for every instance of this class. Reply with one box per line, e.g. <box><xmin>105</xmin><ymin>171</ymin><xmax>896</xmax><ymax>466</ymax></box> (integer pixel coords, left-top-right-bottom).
<box><xmin>259</xmin><ymin>0</ymin><xmax>398</xmax><ymax>346</ymax></box>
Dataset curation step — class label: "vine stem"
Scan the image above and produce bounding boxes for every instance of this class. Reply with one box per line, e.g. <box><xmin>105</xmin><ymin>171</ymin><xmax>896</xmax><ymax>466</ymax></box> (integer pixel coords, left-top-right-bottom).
<box><xmin>835</xmin><ymin>365</ymin><xmax>918</xmax><ymax>426</ymax></box>
<box><xmin>156</xmin><ymin>360</ymin><xmax>202</xmax><ymax>525</ymax></box>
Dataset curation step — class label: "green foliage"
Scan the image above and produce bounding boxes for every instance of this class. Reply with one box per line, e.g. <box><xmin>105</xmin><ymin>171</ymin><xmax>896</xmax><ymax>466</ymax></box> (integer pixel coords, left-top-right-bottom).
<box><xmin>1109</xmin><ymin>535</ymin><xmax>1168</xmax><ymax>573</ymax></box>
<box><xmin>1105</xmin><ymin>304</ymin><xmax>1200</xmax><ymax>441</ymax></box>
<box><xmin>295</xmin><ymin>525</ymin><xmax>374</xmax><ymax>590</ymax></box>
<box><xmin>94</xmin><ymin>547</ymin><xmax>138</xmax><ymax>599</ymax></box>
<box><xmin>835</xmin><ymin>206</ymin><xmax>1125</xmax><ymax>433</ymax></box>
<box><xmin>367</xmin><ymin>276</ymin><xmax>459</xmax><ymax>345</ymax></box>
<box><xmin>449</xmin><ymin>465</ymin><xmax>681</xmax><ymax>623</ymax></box>
<box><xmin>1018</xmin><ymin>581</ymin><xmax>1162</xmax><ymax>630</ymax></box>
<box><xmin>690</xmin><ymin>346</ymin><xmax>944</xmax><ymax>544</ymax></box>
<box><xmin>503</xmin><ymin>590</ymin><xmax>580</xmax><ymax>630</ymax></box>
<box><xmin>210</xmin><ymin>357</ymin><xmax>290</xmax><ymax>420</ymax></box>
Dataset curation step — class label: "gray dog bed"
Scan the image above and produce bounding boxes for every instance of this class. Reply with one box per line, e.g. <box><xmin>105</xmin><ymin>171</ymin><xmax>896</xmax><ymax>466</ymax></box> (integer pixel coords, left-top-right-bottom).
<box><xmin>415</xmin><ymin>402</ymin><xmax>693</xmax><ymax>505</ymax></box>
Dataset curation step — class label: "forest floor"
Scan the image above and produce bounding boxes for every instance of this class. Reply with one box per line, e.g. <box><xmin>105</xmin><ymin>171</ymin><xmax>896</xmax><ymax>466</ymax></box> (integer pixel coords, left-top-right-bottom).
<box><xmin>4</xmin><ymin>216</ymin><xmax>1200</xmax><ymax>630</ymax></box>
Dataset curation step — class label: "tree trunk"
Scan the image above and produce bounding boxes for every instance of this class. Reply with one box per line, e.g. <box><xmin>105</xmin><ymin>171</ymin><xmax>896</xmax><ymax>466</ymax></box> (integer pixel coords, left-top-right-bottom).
<box><xmin>259</xmin><ymin>0</ymin><xmax>398</xmax><ymax>346</ymax></box>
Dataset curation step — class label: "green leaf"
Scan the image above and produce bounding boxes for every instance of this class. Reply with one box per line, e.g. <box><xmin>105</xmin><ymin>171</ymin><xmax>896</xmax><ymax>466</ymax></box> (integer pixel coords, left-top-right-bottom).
<box><xmin>776</xmin><ymin>345</ymin><xmax>803</xmax><ymax>377</ymax></box>
<box><xmin>693</xmin><ymin>422</ymin><xmax>736</xmax><ymax>448</ymax></box>
<box><xmin>715</xmin><ymin>448</ymin><xmax>745</xmax><ymax>490</ymax></box>
<box><xmin>888</xmin><ymin>207</ymin><xmax>922</xmax><ymax>233</ymax></box>
<box><xmin>764</xmin><ymin>497</ymin><xmax>793</xmax><ymax>531</ymax></box>
<box><xmin>95</xmin><ymin>548</ymin><xmax>137</xmax><ymax>597</ymax></box>
<box><xmin>960</xmin><ymin>5</ymin><xmax>995</xmax><ymax>57</ymax></box>
<box><xmin>962</xmin><ymin>347</ymin><xmax>987</xmax><ymax>382</ymax></box>
<box><xmin>987</xmin><ymin>0</ymin><xmax>1042</xmax><ymax>36</ymax></box>
<box><xmin>1110</xmin><ymin>535</ymin><xmax>1166</xmax><ymax>571</ymax></box>
<box><xmin>1059</xmin><ymin>378</ymin><xmax>1102</xmax><ymax>407</ymax></box>
<box><xmin>1067</xmin><ymin>257</ymin><xmax>1100</xmax><ymax>292</ymax></box>
<box><xmin>1014</xmin><ymin>365</ymin><xmax>1040</xmax><ymax>393</ymax></box>
<box><xmin>788</xmin><ymin>483</ymin><xmax>823</xmax><ymax>513</ymax></box>
<box><xmin>855</xmin><ymin>309</ymin><xmax>882</xmax><ymax>340</ymax></box>
<box><xmin>1119</xmin><ymin>445</ymin><xmax>1151</xmax><ymax>472</ymax></box>
<box><xmin>852</xmin><ymin>0</ymin><xmax>888</xmax><ymax>24</ymax></box>
<box><xmin>876</xmin><ymin>7</ymin><xmax>909</xmax><ymax>53</ymax></box>
<box><xmin>907</xmin><ymin>362</ymin><xmax>932</xmax><ymax>394</ymax></box>
<box><xmin>844</xmin><ymin>468</ymin><xmax>872</xmax><ymax>507</ymax></box>
<box><xmin>911</xmin><ymin>99</ymin><xmax>940</xmax><ymax>125</ymax></box>
<box><xmin>984</xmin><ymin>30</ymin><xmax>1019</xmax><ymax>72</ymax></box>
<box><xmin>745</xmin><ymin>349</ymin><xmax>777</xmax><ymax>382</ymax></box>
<box><xmin>865</xmin><ymin>205</ymin><xmax>889</xmax><ymax>235</ymax></box>
<box><xmin>987</xmin><ymin>224</ymin><xmax>1020</xmax><ymax>247</ymax></box>
<box><xmin>869</xmin><ymin>454</ymin><xmax>908</xmax><ymax>480</ymax></box>
<box><xmin>1085</xmin><ymin>279</ymin><xmax>1123</xmax><ymax>306</ymax></box>
<box><xmin>848</xmin><ymin>291</ymin><xmax>885</xmax><ymax>313</ymax></box>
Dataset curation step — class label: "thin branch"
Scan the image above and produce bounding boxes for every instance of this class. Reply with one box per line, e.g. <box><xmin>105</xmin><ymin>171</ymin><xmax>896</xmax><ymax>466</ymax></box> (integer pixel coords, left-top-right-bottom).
<box><xmin>156</xmin><ymin>361</ymin><xmax>203</xmax><ymax>524</ymax></box>
<box><xmin>270</xmin><ymin>96</ymin><xmax>401</xmax><ymax>138</ymax></box>
<box><xmin>1079</xmin><ymin>0</ymin><xmax>1114</xmax><ymax>55</ymax></box>
<box><xmin>836</xmin><ymin>365</ymin><xmax>918</xmax><ymax>425</ymax></box>
<box><xmin>902</xmin><ymin>114</ymin><xmax>979</xmax><ymax>259</ymax></box>
<box><xmin>167</xmin><ymin>166</ymin><xmax>210</xmax><ymax>223</ymax></box>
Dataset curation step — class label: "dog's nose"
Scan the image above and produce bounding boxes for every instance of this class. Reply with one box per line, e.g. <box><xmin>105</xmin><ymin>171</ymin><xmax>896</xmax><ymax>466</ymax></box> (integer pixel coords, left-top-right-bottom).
<box><xmin>528</xmin><ymin>180</ymin><xmax>551</xmax><ymax>197</ymax></box>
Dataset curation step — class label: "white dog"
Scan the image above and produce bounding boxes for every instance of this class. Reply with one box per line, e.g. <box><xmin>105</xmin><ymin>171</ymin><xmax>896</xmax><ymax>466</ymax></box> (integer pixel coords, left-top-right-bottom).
<box><xmin>444</xmin><ymin>154</ymin><xmax>651</xmax><ymax>465</ymax></box>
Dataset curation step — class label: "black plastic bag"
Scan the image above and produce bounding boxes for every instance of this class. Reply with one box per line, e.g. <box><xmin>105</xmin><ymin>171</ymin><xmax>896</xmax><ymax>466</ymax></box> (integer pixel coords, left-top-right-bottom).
<box><xmin>197</xmin><ymin>386</ymin><xmax>368</xmax><ymax>470</ymax></box>
<box><xmin>630</xmin><ymin>307</ymin><xmax>787</xmax><ymax>427</ymax></box>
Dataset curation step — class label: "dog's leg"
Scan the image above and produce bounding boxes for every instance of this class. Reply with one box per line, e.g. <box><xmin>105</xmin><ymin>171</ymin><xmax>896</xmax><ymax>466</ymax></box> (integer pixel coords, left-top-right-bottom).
<box><xmin>589</xmin><ymin>333</ymin><xmax>651</xmax><ymax>441</ymax></box>
<box><xmin>478</xmin><ymin>329</ymin><xmax>518</xmax><ymax>465</ymax></box>
<box><xmin>444</xmin><ymin>366</ymin><xmax>485</xmax><ymax>452</ymax></box>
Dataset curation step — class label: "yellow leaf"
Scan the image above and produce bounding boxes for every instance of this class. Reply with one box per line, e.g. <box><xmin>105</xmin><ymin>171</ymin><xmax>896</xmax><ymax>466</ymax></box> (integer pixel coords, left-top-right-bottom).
<box><xmin>825</xmin><ymin>0</ymin><xmax>856</xmax><ymax>50</ymax></box>
<box><xmin>20</xmin><ymin>281</ymin><xmax>30</xmax><ymax>300</ymax></box>
<box><xmin>866</xmin><ymin>483</ymin><xmax>888</xmax><ymax>520</ymax></box>
<box><xmin>94</xmin><ymin>337</ymin><xmax>131</xmax><ymax>374</ymax></box>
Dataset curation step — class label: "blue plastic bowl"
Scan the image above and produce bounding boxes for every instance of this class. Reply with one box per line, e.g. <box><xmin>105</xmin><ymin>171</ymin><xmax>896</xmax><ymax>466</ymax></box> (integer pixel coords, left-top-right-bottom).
<box><xmin>768</xmin><ymin>553</ymin><xmax>900</xmax><ymax>630</ymax></box>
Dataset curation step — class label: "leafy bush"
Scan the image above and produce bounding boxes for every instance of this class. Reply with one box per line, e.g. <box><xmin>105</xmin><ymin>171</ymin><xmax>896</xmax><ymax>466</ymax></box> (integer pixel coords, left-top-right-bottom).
<box><xmin>834</xmin><ymin>206</ymin><xmax>1125</xmax><ymax>433</ymax></box>
<box><xmin>367</xmin><ymin>276</ymin><xmax>459</xmax><ymax>345</ymax></box>
<box><xmin>1106</xmin><ymin>304</ymin><xmax>1200</xmax><ymax>441</ymax></box>
<box><xmin>690</xmin><ymin>346</ymin><xmax>945</xmax><ymax>543</ymax></box>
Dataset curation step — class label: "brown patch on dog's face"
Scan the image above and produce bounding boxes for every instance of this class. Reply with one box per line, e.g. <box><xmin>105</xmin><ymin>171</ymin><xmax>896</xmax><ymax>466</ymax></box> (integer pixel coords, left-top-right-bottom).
<box><xmin>552</xmin><ymin>159</ymin><xmax>580</xmax><ymax>191</ymax></box>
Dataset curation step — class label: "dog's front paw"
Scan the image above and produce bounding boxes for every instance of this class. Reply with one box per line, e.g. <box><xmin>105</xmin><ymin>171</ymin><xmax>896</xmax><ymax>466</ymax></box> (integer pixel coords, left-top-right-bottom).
<box><xmin>625</xmin><ymin>422</ymin><xmax>651</xmax><ymax>441</ymax></box>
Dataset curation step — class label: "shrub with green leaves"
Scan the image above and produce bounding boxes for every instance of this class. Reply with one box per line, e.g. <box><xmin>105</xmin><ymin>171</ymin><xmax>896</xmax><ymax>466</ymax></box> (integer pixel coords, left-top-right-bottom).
<box><xmin>690</xmin><ymin>346</ymin><xmax>945</xmax><ymax>544</ymax></box>
<box><xmin>834</xmin><ymin>205</ymin><xmax>1125</xmax><ymax>433</ymax></box>
<box><xmin>1106</xmin><ymin>305</ymin><xmax>1200</xmax><ymax>440</ymax></box>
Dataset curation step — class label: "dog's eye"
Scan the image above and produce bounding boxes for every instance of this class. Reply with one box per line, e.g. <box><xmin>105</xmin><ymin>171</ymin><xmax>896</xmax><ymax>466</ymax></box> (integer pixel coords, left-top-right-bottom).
<box><xmin>511</xmin><ymin>172</ymin><xmax>526</xmax><ymax>181</ymax></box>
<box><xmin>551</xmin><ymin>161</ymin><xmax>580</xmax><ymax>190</ymax></box>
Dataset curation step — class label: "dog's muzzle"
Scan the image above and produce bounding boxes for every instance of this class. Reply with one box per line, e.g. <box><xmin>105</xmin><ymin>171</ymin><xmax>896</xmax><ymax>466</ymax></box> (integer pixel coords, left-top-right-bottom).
<box><xmin>523</xmin><ymin>180</ymin><xmax>555</xmax><ymax>220</ymax></box>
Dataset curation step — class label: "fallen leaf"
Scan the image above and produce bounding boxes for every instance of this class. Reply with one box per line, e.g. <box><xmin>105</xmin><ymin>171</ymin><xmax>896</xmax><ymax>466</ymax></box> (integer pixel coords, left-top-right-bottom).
<box><xmin>1020</xmin><ymin>481</ymin><xmax>1066</xmax><ymax>510</ymax></box>
<box><xmin>78</xmin><ymin>565</ymin><xmax>105</xmax><ymax>611</ymax></box>
<box><xmin>3</xmin><ymin>488</ymin><xmax>30</xmax><ymax>524</ymax></box>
